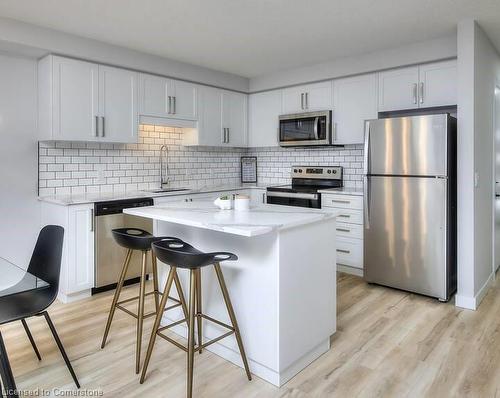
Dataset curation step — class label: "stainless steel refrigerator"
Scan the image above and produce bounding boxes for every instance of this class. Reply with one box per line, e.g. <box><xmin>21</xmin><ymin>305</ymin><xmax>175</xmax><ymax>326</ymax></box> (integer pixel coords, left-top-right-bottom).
<box><xmin>363</xmin><ymin>114</ymin><xmax>457</xmax><ymax>301</ymax></box>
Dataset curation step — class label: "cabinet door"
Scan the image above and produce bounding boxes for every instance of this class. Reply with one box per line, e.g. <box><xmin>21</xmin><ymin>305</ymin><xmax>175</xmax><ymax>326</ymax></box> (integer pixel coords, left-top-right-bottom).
<box><xmin>333</xmin><ymin>74</ymin><xmax>377</xmax><ymax>144</ymax></box>
<box><xmin>304</xmin><ymin>81</ymin><xmax>333</xmax><ymax>111</ymax></box>
<box><xmin>67</xmin><ymin>205</ymin><xmax>94</xmax><ymax>294</ymax></box>
<box><xmin>222</xmin><ymin>91</ymin><xmax>247</xmax><ymax>147</ymax></box>
<box><xmin>419</xmin><ymin>60</ymin><xmax>457</xmax><ymax>108</ymax></box>
<box><xmin>378</xmin><ymin>66</ymin><xmax>419</xmax><ymax>111</ymax></box>
<box><xmin>282</xmin><ymin>86</ymin><xmax>305</xmax><ymax>114</ymax></box>
<box><xmin>99</xmin><ymin>66</ymin><xmax>138</xmax><ymax>143</ymax></box>
<box><xmin>139</xmin><ymin>73</ymin><xmax>172</xmax><ymax>117</ymax></box>
<box><xmin>249</xmin><ymin>91</ymin><xmax>281</xmax><ymax>147</ymax></box>
<box><xmin>52</xmin><ymin>57</ymin><xmax>99</xmax><ymax>141</ymax></box>
<box><xmin>172</xmin><ymin>80</ymin><xmax>197</xmax><ymax>120</ymax></box>
<box><xmin>250</xmin><ymin>189</ymin><xmax>267</xmax><ymax>205</ymax></box>
<box><xmin>197</xmin><ymin>86</ymin><xmax>223</xmax><ymax>146</ymax></box>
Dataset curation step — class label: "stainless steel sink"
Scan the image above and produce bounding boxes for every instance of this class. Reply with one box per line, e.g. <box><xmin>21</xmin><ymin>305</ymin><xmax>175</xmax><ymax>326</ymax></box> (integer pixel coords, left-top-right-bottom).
<box><xmin>144</xmin><ymin>188</ymin><xmax>190</xmax><ymax>194</ymax></box>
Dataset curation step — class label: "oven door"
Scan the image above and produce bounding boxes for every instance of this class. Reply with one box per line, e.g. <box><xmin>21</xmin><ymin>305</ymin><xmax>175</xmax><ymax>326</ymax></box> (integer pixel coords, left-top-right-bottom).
<box><xmin>266</xmin><ymin>191</ymin><xmax>321</xmax><ymax>208</ymax></box>
<box><xmin>279</xmin><ymin>111</ymin><xmax>331</xmax><ymax>146</ymax></box>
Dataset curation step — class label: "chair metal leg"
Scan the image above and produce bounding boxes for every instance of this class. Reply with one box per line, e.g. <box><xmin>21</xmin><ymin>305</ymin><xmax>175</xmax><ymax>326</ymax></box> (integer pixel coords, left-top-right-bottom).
<box><xmin>151</xmin><ymin>252</ymin><xmax>160</xmax><ymax>313</ymax></box>
<box><xmin>21</xmin><ymin>319</ymin><xmax>41</xmax><ymax>361</ymax></box>
<box><xmin>195</xmin><ymin>269</ymin><xmax>203</xmax><ymax>354</ymax></box>
<box><xmin>140</xmin><ymin>267</ymin><xmax>176</xmax><ymax>384</ymax></box>
<box><xmin>213</xmin><ymin>263</ymin><xmax>252</xmax><ymax>381</ymax></box>
<box><xmin>41</xmin><ymin>312</ymin><xmax>80</xmax><ymax>389</ymax></box>
<box><xmin>0</xmin><ymin>331</ymin><xmax>18</xmax><ymax>397</ymax></box>
<box><xmin>136</xmin><ymin>250</ymin><xmax>148</xmax><ymax>374</ymax></box>
<box><xmin>101</xmin><ymin>249</ymin><xmax>133</xmax><ymax>349</ymax></box>
<box><xmin>187</xmin><ymin>269</ymin><xmax>197</xmax><ymax>398</ymax></box>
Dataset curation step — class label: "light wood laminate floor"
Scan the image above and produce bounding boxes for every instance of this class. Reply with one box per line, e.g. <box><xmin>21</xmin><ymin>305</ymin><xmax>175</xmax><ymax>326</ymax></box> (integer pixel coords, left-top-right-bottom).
<box><xmin>2</xmin><ymin>273</ymin><xmax>500</xmax><ymax>397</ymax></box>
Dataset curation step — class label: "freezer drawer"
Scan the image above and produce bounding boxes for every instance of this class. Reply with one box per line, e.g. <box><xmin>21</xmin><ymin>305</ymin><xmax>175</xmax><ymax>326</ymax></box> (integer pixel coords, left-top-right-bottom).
<box><xmin>366</xmin><ymin>114</ymin><xmax>449</xmax><ymax>176</ymax></box>
<box><xmin>364</xmin><ymin>176</ymin><xmax>448</xmax><ymax>299</ymax></box>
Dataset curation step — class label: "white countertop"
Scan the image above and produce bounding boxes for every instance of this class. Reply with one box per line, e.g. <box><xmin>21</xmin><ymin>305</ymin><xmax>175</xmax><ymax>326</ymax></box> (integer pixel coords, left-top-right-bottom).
<box><xmin>318</xmin><ymin>187</ymin><xmax>363</xmax><ymax>196</ymax></box>
<box><xmin>124</xmin><ymin>201</ymin><xmax>338</xmax><ymax>237</ymax></box>
<box><xmin>38</xmin><ymin>184</ymin><xmax>269</xmax><ymax>206</ymax></box>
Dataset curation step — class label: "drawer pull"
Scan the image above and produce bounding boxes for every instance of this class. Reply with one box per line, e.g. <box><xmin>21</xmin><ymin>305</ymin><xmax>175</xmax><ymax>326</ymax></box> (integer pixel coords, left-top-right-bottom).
<box><xmin>336</xmin><ymin>228</ymin><xmax>350</xmax><ymax>233</ymax></box>
<box><xmin>332</xmin><ymin>200</ymin><xmax>350</xmax><ymax>204</ymax></box>
<box><xmin>337</xmin><ymin>249</ymin><xmax>351</xmax><ymax>254</ymax></box>
<box><xmin>338</xmin><ymin>214</ymin><xmax>351</xmax><ymax>218</ymax></box>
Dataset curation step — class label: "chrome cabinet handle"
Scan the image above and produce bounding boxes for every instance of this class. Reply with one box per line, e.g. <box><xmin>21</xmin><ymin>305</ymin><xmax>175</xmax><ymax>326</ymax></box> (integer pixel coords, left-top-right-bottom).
<box><xmin>168</xmin><ymin>96</ymin><xmax>172</xmax><ymax>114</ymax></box>
<box><xmin>338</xmin><ymin>214</ymin><xmax>351</xmax><ymax>218</ymax></box>
<box><xmin>90</xmin><ymin>209</ymin><xmax>94</xmax><ymax>232</ymax></box>
<box><xmin>101</xmin><ymin>116</ymin><xmax>105</xmax><ymax>137</ymax></box>
<box><xmin>222</xmin><ymin>128</ymin><xmax>225</xmax><ymax>143</ymax></box>
<box><xmin>337</xmin><ymin>249</ymin><xmax>350</xmax><ymax>254</ymax></box>
<box><xmin>331</xmin><ymin>199</ymin><xmax>350</xmax><ymax>204</ymax></box>
<box><xmin>94</xmin><ymin>116</ymin><xmax>99</xmax><ymax>137</ymax></box>
<box><xmin>301</xmin><ymin>93</ymin><xmax>304</xmax><ymax>110</ymax></box>
<box><xmin>226</xmin><ymin>128</ymin><xmax>229</xmax><ymax>143</ymax></box>
<box><xmin>305</xmin><ymin>92</ymin><xmax>309</xmax><ymax>109</ymax></box>
<box><xmin>336</xmin><ymin>228</ymin><xmax>350</xmax><ymax>233</ymax></box>
<box><xmin>333</xmin><ymin>122</ymin><xmax>337</xmax><ymax>142</ymax></box>
<box><xmin>419</xmin><ymin>82</ymin><xmax>424</xmax><ymax>104</ymax></box>
<box><xmin>173</xmin><ymin>96</ymin><xmax>176</xmax><ymax>114</ymax></box>
<box><xmin>262</xmin><ymin>193</ymin><xmax>266</xmax><ymax>203</ymax></box>
<box><xmin>412</xmin><ymin>83</ymin><xmax>418</xmax><ymax>104</ymax></box>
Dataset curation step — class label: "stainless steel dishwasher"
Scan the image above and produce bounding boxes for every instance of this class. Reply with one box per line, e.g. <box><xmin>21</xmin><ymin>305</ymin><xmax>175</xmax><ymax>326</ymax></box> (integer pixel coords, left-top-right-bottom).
<box><xmin>93</xmin><ymin>198</ymin><xmax>154</xmax><ymax>294</ymax></box>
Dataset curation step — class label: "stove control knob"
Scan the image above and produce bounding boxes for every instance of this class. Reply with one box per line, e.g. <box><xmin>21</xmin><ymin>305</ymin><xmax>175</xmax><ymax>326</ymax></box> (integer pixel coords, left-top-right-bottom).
<box><xmin>299</xmin><ymin>169</ymin><xmax>303</xmax><ymax>173</ymax></box>
<box><xmin>293</xmin><ymin>169</ymin><xmax>297</xmax><ymax>173</ymax></box>
<box><xmin>332</xmin><ymin>169</ymin><xmax>337</xmax><ymax>174</ymax></box>
<box><xmin>327</xmin><ymin>170</ymin><xmax>331</xmax><ymax>174</ymax></box>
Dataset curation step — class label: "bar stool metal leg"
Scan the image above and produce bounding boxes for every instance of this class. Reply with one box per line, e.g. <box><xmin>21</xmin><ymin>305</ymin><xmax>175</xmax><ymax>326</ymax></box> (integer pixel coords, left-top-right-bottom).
<box><xmin>151</xmin><ymin>252</ymin><xmax>160</xmax><ymax>313</ymax></box>
<box><xmin>136</xmin><ymin>250</ymin><xmax>148</xmax><ymax>374</ymax></box>
<box><xmin>140</xmin><ymin>267</ymin><xmax>176</xmax><ymax>384</ymax></box>
<box><xmin>187</xmin><ymin>270</ymin><xmax>197</xmax><ymax>398</ymax></box>
<box><xmin>195</xmin><ymin>269</ymin><xmax>203</xmax><ymax>354</ymax></box>
<box><xmin>173</xmin><ymin>270</ymin><xmax>189</xmax><ymax>323</ymax></box>
<box><xmin>101</xmin><ymin>249</ymin><xmax>133</xmax><ymax>348</ymax></box>
<box><xmin>214</xmin><ymin>263</ymin><xmax>252</xmax><ymax>381</ymax></box>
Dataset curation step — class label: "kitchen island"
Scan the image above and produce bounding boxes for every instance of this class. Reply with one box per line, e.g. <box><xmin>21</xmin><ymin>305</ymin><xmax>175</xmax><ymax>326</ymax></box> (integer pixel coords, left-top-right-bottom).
<box><xmin>124</xmin><ymin>201</ymin><xmax>337</xmax><ymax>386</ymax></box>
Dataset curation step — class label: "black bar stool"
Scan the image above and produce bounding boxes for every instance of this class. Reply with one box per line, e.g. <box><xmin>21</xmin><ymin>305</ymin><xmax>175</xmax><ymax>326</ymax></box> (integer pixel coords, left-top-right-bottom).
<box><xmin>140</xmin><ymin>239</ymin><xmax>252</xmax><ymax>398</ymax></box>
<box><xmin>100</xmin><ymin>228</ymin><xmax>189</xmax><ymax>374</ymax></box>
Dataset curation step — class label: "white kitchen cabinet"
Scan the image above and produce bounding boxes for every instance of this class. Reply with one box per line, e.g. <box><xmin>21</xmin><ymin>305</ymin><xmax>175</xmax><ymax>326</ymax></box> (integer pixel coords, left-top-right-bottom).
<box><xmin>139</xmin><ymin>73</ymin><xmax>197</xmax><ymax>120</ymax></box>
<box><xmin>39</xmin><ymin>55</ymin><xmax>99</xmax><ymax>141</ymax></box>
<box><xmin>282</xmin><ymin>81</ymin><xmax>333</xmax><ymax>114</ymax></box>
<box><xmin>378</xmin><ymin>66</ymin><xmax>420</xmax><ymax>112</ymax></box>
<box><xmin>418</xmin><ymin>60</ymin><xmax>457</xmax><ymax>108</ymax></box>
<box><xmin>322</xmin><ymin>193</ymin><xmax>363</xmax><ymax>274</ymax></box>
<box><xmin>333</xmin><ymin>74</ymin><xmax>378</xmax><ymax>145</ymax></box>
<box><xmin>99</xmin><ymin>66</ymin><xmax>138</xmax><ymax>143</ymax></box>
<box><xmin>250</xmin><ymin>188</ymin><xmax>267</xmax><ymax>205</ymax></box>
<box><xmin>40</xmin><ymin>202</ymin><xmax>94</xmax><ymax>302</ymax></box>
<box><xmin>248</xmin><ymin>91</ymin><xmax>281</xmax><ymax>147</ymax></box>
<box><xmin>222</xmin><ymin>90</ymin><xmax>247</xmax><ymax>147</ymax></box>
<box><xmin>38</xmin><ymin>55</ymin><xmax>139</xmax><ymax>143</ymax></box>
<box><xmin>378</xmin><ymin>60</ymin><xmax>457</xmax><ymax>112</ymax></box>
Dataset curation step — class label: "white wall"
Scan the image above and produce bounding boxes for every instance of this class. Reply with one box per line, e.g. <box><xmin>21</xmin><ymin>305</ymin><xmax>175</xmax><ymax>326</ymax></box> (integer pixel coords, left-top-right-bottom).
<box><xmin>0</xmin><ymin>52</ymin><xmax>39</xmax><ymax>267</ymax></box>
<box><xmin>0</xmin><ymin>16</ymin><xmax>249</xmax><ymax>92</ymax></box>
<box><xmin>456</xmin><ymin>20</ymin><xmax>500</xmax><ymax>309</ymax></box>
<box><xmin>250</xmin><ymin>35</ymin><xmax>457</xmax><ymax>92</ymax></box>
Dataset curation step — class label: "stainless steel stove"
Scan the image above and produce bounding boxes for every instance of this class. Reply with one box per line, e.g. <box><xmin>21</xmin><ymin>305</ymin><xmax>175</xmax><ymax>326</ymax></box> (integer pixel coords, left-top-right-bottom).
<box><xmin>266</xmin><ymin>166</ymin><xmax>343</xmax><ymax>208</ymax></box>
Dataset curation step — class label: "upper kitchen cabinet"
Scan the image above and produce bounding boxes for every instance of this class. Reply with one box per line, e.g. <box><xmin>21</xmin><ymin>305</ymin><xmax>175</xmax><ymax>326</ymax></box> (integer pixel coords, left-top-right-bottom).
<box><xmin>221</xmin><ymin>90</ymin><xmax>247</xmax><ymax>147</ymax></box>
<box><xmin>332</xmin><ymin>73</ymin><xmax>378</xmax><ymax>145</ymax></box>
<box><xmin>248</xmin><ymin>90</ymin><xmax>282</xmax><ymax>147</ymax></box>
<box><xmin>139</xmin><ymin>73</ymin><xmax>197</xmax><ymax>120</ymax></box>
<box><xmin>418</xmin><ymin>60</ymin><xmax>457</xmax><ymax>108</ymax></box>
<box><xmin>378</xmin><ymin>60</ymin><xmax>457</xmax><ymax>112</ymax></box>
<box><xmin>38</xmin><ymin>55</ymin><xmax>139</xmax><ymax>143</ymax></box>
<box><xmin>99</xmin><ymin>66</ymin><xmax>138</xmax><ymax>143</ymax></box>
<box><xmin>282</xmin><ymin>81</ymin><xmax>333</xmax><ymax>114</ymax></box>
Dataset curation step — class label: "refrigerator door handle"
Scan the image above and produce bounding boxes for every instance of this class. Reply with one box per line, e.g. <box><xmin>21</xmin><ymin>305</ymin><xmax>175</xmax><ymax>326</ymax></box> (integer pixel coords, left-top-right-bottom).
<box><xmin>363</xmin><ymin>120</ymin><xmax>370</xmax><ymax>175</ymax></box>
<box><xmin>364</xmin><ymin>176</ymin><xmax>370</xmax><ymax>229</ymax></box>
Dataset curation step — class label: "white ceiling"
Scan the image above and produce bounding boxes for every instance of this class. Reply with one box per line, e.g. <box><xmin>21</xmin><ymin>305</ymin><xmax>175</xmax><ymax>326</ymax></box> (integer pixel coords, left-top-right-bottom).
<box><xmin>0</xmin><ymin>0</ymin><xmax>499</xmax><ymax>78</ymax></box>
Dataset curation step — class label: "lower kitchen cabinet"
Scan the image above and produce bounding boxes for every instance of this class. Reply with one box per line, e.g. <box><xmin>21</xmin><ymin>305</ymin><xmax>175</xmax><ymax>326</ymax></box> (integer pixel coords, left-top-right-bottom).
<box><xmin>250</xmin><ymin>188</ymin><xmax>267</xmax><ymax>205</ymax></box>
<box><xmin>40</xmin><ymin>202</ymin><xmax>95</xmax><ymax>302</ymax></box>
<box><xmin>322</xmin><ymin>193</ymin><xmax>364</xmax><ymax>275</ymax></box>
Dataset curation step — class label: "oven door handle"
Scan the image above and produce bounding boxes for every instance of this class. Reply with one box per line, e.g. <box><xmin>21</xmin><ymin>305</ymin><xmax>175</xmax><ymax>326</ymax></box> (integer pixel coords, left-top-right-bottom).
<box><xmin>266</xmin><ymin>191</ymin><xmax>319</xmax><ymax>200</ymax></box>
<box><xmin>313</xmin><ymin>116</ymin><xmax>319</xmax><ymax>139</ymax></box>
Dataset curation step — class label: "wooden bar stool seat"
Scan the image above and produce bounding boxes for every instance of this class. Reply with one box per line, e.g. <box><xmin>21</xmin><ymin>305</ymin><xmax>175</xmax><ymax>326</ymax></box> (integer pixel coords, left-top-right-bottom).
<box><xmin>100</xmin><ymin>228</ymin><xmax>190</xmax><ymax>374</ymax></box>
<box><xmin>140</xmin><ymin>239</ymin><xmax>252</xmax><ymax>398</ymax></box>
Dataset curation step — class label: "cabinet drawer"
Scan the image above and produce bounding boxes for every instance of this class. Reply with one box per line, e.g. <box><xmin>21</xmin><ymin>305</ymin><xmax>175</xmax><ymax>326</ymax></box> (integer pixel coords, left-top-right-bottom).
<box><xmin>336</xmin><ymin>237</ymin><xmax>363</xmax><ymax>269</ymax></box>
<box><xmin>335</xmin><ymin>209</ymin><xmax>363</xmax><ymax>225</ymax></box>
<box><xmin>322</xmin><ymin>194</ymin><xmax>363</xmax><ymax>210</ymax></box>
<box><xmin>336</xmin><ymin>222</ymin><xmax>363</xmax><ymax>239</ymax></box>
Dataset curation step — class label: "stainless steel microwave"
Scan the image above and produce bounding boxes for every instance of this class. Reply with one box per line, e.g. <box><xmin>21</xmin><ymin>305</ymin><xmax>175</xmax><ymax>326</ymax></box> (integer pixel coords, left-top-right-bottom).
<box><xmin>279</xmin><ymin>110</ymin><xmax>332</xmax><ymax>147</ymax></box>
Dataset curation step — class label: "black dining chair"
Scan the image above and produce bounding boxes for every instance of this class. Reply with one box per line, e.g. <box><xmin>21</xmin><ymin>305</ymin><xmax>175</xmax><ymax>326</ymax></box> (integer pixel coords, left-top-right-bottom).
<box><xmin>0</xmin><ymin>225</ymin><xmax>80</xmax><ymax>389</ymax></box>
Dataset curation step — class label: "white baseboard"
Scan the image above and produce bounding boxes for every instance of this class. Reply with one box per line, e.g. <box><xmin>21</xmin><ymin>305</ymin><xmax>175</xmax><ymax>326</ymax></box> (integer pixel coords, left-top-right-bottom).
<box><xmin>337</xmin><ymin>264</ymin><xmax>363</xmax><ymax>277</ymax></box>
<box><xmin>455</xmin><ymin>272</ymin><xmax>494</xmax><ymax>310</ymax></box>
<box><xmin>57</xmin><ymin>289</ymin><xmax>91</xmax><ymax>304</ymax></box>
